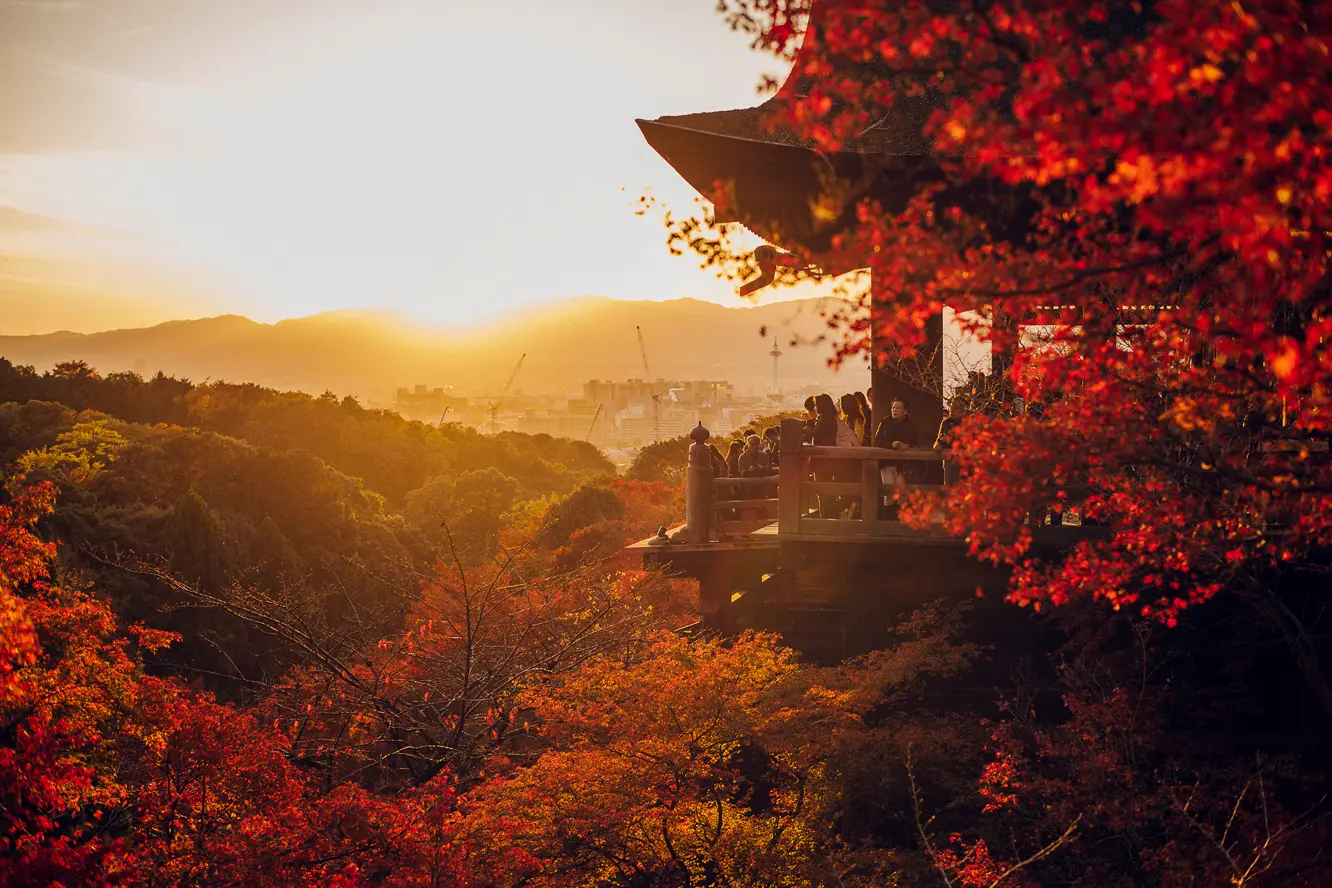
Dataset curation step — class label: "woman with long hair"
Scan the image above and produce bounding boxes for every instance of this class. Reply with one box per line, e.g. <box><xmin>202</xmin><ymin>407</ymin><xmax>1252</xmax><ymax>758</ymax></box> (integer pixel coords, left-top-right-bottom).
<box><xmin>708</xmin><ymin>443</ymin><xmax>728</xmax><ymax>478</ymax></box>
<box><xmin>725</xmin><ymin>440</ymin><xmax>743</xmax><ymax>478</ymax></box>
<box><xmin>813</xmin><ymin>393</ymin><xmax>857</xmax><ymax>517</ymax></box>
<box><xmin>813</xmin><ymin>393</ymin><xmax>840</xmax><ymax>447</ymax></box>
<box><xmin>840</xmin><ymin>393</ymin><xmax>867</xmax><ymax>447</ymax></box>
<box><xmin>854</xmin><ymin>391</ymin><xmax>872</xmax><ymax>445</ymax></box>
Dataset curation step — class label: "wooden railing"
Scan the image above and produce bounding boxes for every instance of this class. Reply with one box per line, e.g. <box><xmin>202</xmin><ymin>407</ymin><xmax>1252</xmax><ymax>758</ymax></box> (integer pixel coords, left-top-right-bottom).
<box><xmin>682</xmin><ymin>417</ymin><xmax>952</xmax><ymax>543</ymax></box>
<box><xmin>777</xmin><ymin>417</ymin><xmax>948</xmax><ymax>537</ymax></box>
<box><xmin>710</xmin><ymin>476</ymin><xmax>780</xmax><ymax>537</ymax></box>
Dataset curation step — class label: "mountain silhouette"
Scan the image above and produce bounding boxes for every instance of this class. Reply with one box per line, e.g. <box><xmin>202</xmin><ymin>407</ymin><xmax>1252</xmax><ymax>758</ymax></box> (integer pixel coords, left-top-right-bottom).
<box><xmin>0</xmin><ymin>297</ymin><xmax>866</xmax><ymax>400</ymax></box>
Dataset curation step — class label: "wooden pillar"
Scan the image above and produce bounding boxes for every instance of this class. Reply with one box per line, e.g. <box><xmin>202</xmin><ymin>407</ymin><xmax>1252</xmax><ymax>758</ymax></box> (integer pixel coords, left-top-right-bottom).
<box><xmin>698</xmin><ymin>571</ymin><xmax>734</xmax><ymax>634</ymax></box>
<box><xmin>860</xmin><ymin>457</ymin><xmax>879</xmax><ymax>524</ymax></box>
<box><xmin>778</xmin><ymin>418</ymin><xmax>803</xmax><ymax>534</ymax></box>
<box><xmin>869</xmin><ymin>274</ymin><xmax>945</xmax><ymax>446</ymax></box>
<box><xmin>918</xmin><ymin>311</ymin><xmax>945</xmax><ymax>445</ymax></box>
<box><xmin>685</xmin><ymin>422</ymin><xmax>713</xmax><ymax>544</ymax></box>
<box><xmin>870</xmin><ymin>275</ymin><xmax>888</xmax><ymax>437</ymax></box>
<box><xmin>992</xmin><ymin>305</ymin><xmax>1018</xmax><ymax>379</ymax></box>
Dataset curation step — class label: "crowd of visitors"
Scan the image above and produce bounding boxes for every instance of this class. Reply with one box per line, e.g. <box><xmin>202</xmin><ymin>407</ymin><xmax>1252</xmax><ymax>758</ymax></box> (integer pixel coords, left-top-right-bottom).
<box><xmin>696</xmin><ymin>373</ymin><xmax>1098</xmax><ymax>528</ymax></box>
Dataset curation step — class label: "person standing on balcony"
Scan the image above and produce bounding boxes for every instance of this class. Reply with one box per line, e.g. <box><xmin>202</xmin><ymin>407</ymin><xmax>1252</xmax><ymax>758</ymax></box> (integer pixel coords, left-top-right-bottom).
<box><xmin>874</xmin><ymin>397</ymin><xmax>917</xmax><ymax>518</ymax></box>
<box><xmin>840</xmin><ymin>393</ymin><xmax>868</xmax><ymax>448</ymax></box>
<box><xmin>813</xmin><ymin>393</ymin><xmax>857</xmax><ymax>516</ymax></box>
<box><xmin>934</xmin><ymin>401</ymin><xmax>965</xmax><ymax>486</ymax></box>
<box><xmin>874</xmin><ymin>397</ymin><xmax>915</xmax><ymax>452</ymax></box>
<box><xmin>708</xmin><ymin>443</ymin><xmax>729</xmax><ymax>478</ymax></box>
<box><xmin>802</xmin><ymin>396</ymin><xmax>818</xmax><ymax>444</ymax></box>
<box><xmin>762</xmin><ymin>426</ymin><xmax>781</xmax><ymax>474</ymax></box>
<box><xmin>738</xmin><ymin>434</ymin><xmax>768</xmax><ymax>477</ymax></box>
<box><xmin>854</xmin><ymin>391</ymin><xmax>873</xmax><ymax>445</ymax></box>
<box><xmin>725</xmin><ymin>440</ymin><xmax>742</xmax><ymax>478</ymax></box>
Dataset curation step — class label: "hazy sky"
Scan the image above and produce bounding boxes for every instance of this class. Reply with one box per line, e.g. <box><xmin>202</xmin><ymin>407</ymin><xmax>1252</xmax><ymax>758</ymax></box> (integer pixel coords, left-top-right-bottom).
<box><xmin>0</xmin><ymin>0</ymin><xmax>819</xmax><ymax>331</ymax></box>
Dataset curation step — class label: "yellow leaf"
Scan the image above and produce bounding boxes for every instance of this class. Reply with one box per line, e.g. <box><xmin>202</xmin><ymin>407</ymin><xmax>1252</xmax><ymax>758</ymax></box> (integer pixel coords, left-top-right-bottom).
<box><xmin>1270</xmin><ymin>344</ymin><xmax>1299</xmax><ymax>379</ymax></box>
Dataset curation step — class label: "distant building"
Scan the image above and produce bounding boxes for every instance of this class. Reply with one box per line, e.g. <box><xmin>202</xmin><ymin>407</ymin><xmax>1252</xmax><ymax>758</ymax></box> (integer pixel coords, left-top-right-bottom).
<box><xmin>395</xmin><ymin>385</ymin><xmax>468</xmax><ymax>424</ymax></box>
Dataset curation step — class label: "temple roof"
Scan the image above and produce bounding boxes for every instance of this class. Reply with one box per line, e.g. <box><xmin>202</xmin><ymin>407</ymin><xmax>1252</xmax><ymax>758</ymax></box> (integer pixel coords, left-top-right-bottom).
<box><xmin>635</xmin><ymin>3</ymin><xmax>950</xmax><ymax>265</ymax></box>
<box><xmin>647</xmin><ymin>92</ymin><xmax>941</xmax><ymax>157</ymax></box>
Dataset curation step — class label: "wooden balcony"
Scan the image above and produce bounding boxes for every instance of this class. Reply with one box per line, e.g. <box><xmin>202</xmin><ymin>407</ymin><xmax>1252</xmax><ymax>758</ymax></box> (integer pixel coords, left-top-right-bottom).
<box><xmin>629</xmin><ymin>417</ymin><xmax>1104</xmax><ymax>655</ymax></box>
<box><xmin>632</xmin><ymin>417</ymin><xmax>1101</xmax><ymax>553</ymax></box>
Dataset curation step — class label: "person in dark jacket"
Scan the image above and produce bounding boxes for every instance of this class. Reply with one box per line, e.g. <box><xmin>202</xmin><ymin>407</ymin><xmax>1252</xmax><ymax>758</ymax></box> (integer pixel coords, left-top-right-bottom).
<box><xmin>934</xmin><ymin>402</ymin><xmax>964</xmax><ymax>486</ymax></box>
<box><xmin>873</xmin><ymin>397</ymin><xmax>915</xmax><ymax>451</ymax></box>
<box><xmin>708</xmin><ymin>443</ymin><xmax>728</xmax><ymax>479</ymax></box>
<box><xmin>813</xmin><ymin>393</ymin><xmax>845</xmax><ymax>517</ymax></box>
<box><xmin>802</xmin><ymin>396</ymin><xmax>818</xmax><ymax>444</ymax></box>
<box><xmin>873</xmin><ymin>397</ymin><xmax>916</xmax><ymax>518</ymax></box>
<box><xmin>737</xmin><ymin>434</ymin><xmax>768</xmax><ymax>477</ymax></box>
<box><xmin>762</xmin><ymin>426</ymin><xmax>781</xmax><ymax>473</ymax></box>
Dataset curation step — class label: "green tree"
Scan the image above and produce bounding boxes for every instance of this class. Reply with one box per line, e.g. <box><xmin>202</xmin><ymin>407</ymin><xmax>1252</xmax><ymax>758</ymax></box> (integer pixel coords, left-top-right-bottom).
<box><xmin>165</xmin><ymin>489</ymin><xmax>230</xmax><ymax>594</ymax></box>
<box><xmin>539</xmin><ymin>484</ymin><xmax>625</xmax><ymax>548</ymax></box>
<box><xmin>624</xmin><ymin>436</ymin><xmax>690</xmax><ymax>485</ymax></box>
<box><xmin>246</xmin><ymin>515</ymin><xmax>302</xmax><ymax>591</ymax></box>
<box><xmin>404</xmin><ymin>467</ymin><xmax>520</xmax><ymax>561</ymax></box>
<box><xmin>17</xmin><ymin>419</ymin><xmax>129</xmax><ymax>485</ymax></box>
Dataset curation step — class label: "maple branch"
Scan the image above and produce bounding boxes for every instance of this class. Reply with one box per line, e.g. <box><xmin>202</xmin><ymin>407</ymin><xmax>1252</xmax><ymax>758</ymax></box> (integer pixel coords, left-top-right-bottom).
<box><xmin>978</xmin><ymin>818</ymin><xmax>1081</xmax><ymax>888</ymax></box>
<box><xmin>934</xmin><ymin>239</ymin><xmax>1213</xmax><ymax>302</ymax></box>
<box><xmin>1238</xmin><ymin>579</ymin><xmax>1332</xmax><ymax>719</ymax></box>
<box><xmin>907</xmin><ymin>750</ymin><xmax>955</xmax><ymax>888</ymax></box>
<box><xmin>908</xmin><ymin>747</ymin><xmax>1080</xmax><ymax>888</ymax></box>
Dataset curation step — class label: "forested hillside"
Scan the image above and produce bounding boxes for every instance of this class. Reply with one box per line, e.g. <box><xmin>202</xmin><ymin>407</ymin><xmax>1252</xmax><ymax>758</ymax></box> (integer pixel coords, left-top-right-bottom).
<box><xmin>3</xmin><ymin>359</ymin><xmax>1331</xmax><ymax>887</ymax></box>
<box><xmin>0</xmin><ymin>357</ymin><xmax>615</xmax><ymax>503</ymax></box>
<box><xmin>0</xmin><ymin>358</ymin><xmax>677</xmax><ymax>692</ymax></box>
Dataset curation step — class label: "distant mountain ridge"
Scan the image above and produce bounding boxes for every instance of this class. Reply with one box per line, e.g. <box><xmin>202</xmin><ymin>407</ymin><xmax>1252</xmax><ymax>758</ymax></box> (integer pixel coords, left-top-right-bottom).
<box><xmin>0</xmin><ymin>297</ymin><xmax>863</xmax><ymax>400</ymax></box>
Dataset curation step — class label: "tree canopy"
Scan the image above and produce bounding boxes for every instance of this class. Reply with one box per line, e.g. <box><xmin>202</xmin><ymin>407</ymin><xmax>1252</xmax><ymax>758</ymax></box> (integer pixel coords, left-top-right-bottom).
<box><xmin>671</xmin><ymin>0</ymin><xmax>1332</xmax><ymax>636</ymax></box>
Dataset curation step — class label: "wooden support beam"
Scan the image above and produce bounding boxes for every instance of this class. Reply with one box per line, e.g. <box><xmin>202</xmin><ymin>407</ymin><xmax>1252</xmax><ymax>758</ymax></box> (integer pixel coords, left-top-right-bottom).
<box><xmin>804</xmin><ymin>481</ymin><xmax>864</xmax><ymax>497</ymax></box>
<box><xmin>861</xmin><ymin>458</ymin><xmax>880</xmax><ymax>522</ymax></box>
<box><xmin>713</xmin><ymin>477</ymin><xmax>782</xmax><ymax>489</ymax></box>
<box><xmin>710</xmin><ymin>498</ymin><xmax>780</xmax><ymax>511</ymax></box>
<box><xmin>802</xmin><ymin>445</ymin><xmax>945</xmax><ymax>460</ymax></box>
<box><xmin>779</xmin><ymin>418</ymin><xmax>804</xmax><ymax>535</ymax></box>
<box><xmin>697</xmin><ymin>575</ymin><xmax>734</xmax><ymax>633</ymax></box>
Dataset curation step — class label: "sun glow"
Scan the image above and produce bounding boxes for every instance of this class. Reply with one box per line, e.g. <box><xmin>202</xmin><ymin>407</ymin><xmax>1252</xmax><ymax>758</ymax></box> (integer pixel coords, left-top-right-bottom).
<box><xmin>0</xmin><ymin>1</ymin><xmax>804</xmax><ymax>326</ymax></box>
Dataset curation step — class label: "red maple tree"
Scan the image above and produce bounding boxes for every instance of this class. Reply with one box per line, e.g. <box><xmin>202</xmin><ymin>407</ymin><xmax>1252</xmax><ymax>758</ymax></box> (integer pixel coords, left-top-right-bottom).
<box><xmin>0</xmin><ymin>482</ymin><xmax>492</xmax><ymax>887</ymax></box>
<box><xmin>678</xmin><ymin>0</ymin><xmax>1331</xmax><ymax>701</ymax></box>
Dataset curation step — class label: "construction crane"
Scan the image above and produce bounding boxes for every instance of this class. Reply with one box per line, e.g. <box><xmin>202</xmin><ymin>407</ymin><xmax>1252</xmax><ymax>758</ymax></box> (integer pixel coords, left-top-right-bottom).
<box><xmin>437</xmin><ymin>405</ymin><xmax>451</xmax><ymax>428</ymax></box>
<box><xmin>635</xmin><ymin>326</ymin><xmax>662</xmax><ymax>441</ymax></box>
<box><xmin>584</xmin><ymin>404</ymin><xmax>603</xmax><ymax>442</ymax></box>
<box><xmin>487</xmin><ymin>353</ymin><xmax>526</xmax><ymax>434</ymax></box>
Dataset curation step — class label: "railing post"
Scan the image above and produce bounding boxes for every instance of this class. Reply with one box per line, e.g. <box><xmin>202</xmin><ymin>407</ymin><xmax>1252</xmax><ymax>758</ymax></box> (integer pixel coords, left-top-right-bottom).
<box><xmin>860</xmin><ymin>456</ymin><xmax>879</xmax><ymax>523</ymax></box>
<box><xmin>779</xmin><ymin>418</ymin><xmax>803</xmax><ymax>534</ymax></box>
<box><xmin>685</xmin><ymin>422</ymin><xmax>713</xmax><ymax>544</ymax></box>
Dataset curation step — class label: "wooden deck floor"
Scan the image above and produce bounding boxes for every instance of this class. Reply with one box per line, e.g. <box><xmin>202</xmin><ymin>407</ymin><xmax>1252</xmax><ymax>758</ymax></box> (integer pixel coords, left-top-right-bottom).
<box><xmin>630</xmin><ymin>519</ymin><xmax>1105</xmax><ymax>551</ymax></box>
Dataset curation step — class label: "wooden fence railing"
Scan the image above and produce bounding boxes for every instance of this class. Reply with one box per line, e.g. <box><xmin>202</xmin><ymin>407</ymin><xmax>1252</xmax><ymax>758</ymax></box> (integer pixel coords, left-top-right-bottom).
<box><xmin>682</xmin><ymin>417</ymin><xmax>952</xmax><ymax>543</ymax></box>
<box><xmin>710</xmin><ymin>476</ymin><xmax>780</xmax><ymax>537</ymax></box>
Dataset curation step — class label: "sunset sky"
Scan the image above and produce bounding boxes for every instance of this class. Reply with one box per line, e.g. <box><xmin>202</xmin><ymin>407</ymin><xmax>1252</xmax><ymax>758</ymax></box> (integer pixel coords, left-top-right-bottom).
<box><xmin>0</xmin><ymin>0</ymin><xmax>813</xmax><ymax>333</ymax></box>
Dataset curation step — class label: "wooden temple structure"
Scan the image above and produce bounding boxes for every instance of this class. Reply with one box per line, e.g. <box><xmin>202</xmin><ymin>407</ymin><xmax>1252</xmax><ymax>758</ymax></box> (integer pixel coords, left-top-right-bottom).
<box><xmin>628</xmin><ymin>419</ymin><xmax>1100</xmax><ymax>661</ymax></box>
<box><xmin>628</xmin><ymin>2</ymin><xmax>1095</xmax><ymax>659</ymax></box>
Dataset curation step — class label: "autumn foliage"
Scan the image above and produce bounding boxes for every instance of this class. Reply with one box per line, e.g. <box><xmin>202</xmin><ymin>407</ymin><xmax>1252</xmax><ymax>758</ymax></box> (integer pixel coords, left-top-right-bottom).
<box><xmin>4</xmin><ymin>1</ymin><xmax>1332</xmax><ymax>885</ymax></box>
<box><xmin>690</xmin><ymin>0</ymin><xmax>1331</xmax><ymax>629</ymax></box>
